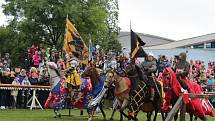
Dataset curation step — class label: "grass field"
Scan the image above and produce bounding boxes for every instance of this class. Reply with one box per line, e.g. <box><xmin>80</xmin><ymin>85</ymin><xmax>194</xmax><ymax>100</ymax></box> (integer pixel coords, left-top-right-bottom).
<box><xmin>0</xmin><ymin>109</ymin><xmax>214</xmax><ymax>121</ymax></box>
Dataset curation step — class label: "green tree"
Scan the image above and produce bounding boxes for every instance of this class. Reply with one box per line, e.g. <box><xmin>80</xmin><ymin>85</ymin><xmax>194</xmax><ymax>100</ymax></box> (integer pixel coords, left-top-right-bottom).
<box><xmin>1</xmin><ymin>0</ymin><xmax>121</xmax><ymax>64</ymax></box>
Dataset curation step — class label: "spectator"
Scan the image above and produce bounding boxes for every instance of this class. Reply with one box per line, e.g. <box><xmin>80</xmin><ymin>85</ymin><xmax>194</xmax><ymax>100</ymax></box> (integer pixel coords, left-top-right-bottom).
<box><xmin>30</xmin><ymin>44</ymin><xmax>36</xmax><ymax>56</ymax></box>
<box><xmin>21</xmin><ymin>75</ymin><xmax>31</xmax><ymax>108</ymax></box>
<box><xmin>207</xmin><ymin>75</ymin><xmax>214</xmax><ymax>92</ymax></box>
<box><xmin>33</xmin><ymin>51</ymin><xmax>40</xmax><ymax>68</ymax></box>
<box><xmin>11</xmin><ymin>77</ymin><xmax>20</xmax><ymax>109</ymax></box>
<box><xmin>0</xmin><ymin>71</ymin><xmax>10</xmax><ymax>109</ymax></box>
<box><xmin>4</xmin><ymin>53</ymin><xmax>11</xmax><ymax>69</ymax></box>
<box><xmin>29</xmin><ymin>67</ymin><xmax>39</xmax><ymax>85</ymax></box>
<box><xmin>21</xmin><ymin>75</ymin><xmax>31</xmax><ymax>96</ymax></box>
<box><xmin>18</xmin><ymin>69</ymin><xmax>26</xmax><ymax>84</ymax></box>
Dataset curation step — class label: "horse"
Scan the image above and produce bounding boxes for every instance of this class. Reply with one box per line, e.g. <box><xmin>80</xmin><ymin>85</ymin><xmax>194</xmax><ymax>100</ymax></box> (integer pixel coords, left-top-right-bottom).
<box><xmin>40</xmin><ymin>62</ymin><xmax>68</xmax><ymax>118</ymax></box>
<box><xmin>106</xmin><ymin>64</ymin><xmax>165</xmax><ymax>121</ymax></box>
<box><xmin>162</xmin><ymin>67</ymin><xmax>214</xmax><ymax>121</ymax></box>
<box><xmin>39</xmin><ymin>63</ymin><xmax>92</xmax><ymax>117</ymax></box>
<box><xmin>81</xmin><ymin>66</ymin><xmax>107</xmax><ymax>121</ymax></box>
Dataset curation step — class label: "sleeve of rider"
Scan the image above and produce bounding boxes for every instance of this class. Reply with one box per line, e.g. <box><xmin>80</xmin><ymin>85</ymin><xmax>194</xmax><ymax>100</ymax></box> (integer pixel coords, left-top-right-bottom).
<box><xmin>148</xmin><ymin>61</ymin><xmax>157</xmax><ymax>73</ymax></box>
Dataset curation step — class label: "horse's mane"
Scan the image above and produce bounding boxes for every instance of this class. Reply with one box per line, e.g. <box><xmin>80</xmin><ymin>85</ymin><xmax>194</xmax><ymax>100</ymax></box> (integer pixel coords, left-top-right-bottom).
<box><xmin>90</xmin><ymin>67</ymin><xmax>101</xmax><ymax>85</ymax></box>
<box><xmin>83</xmin><ymin>66</ymin><xmax>101</xmax><ymax>89</ymax></box>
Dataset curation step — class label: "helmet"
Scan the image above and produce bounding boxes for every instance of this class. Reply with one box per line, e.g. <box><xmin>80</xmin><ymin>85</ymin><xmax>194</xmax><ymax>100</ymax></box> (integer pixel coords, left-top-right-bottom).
<box><xmin>69</xmin><ymin>57</ymin><xmax>79</xmax><ymax>68</ymax></box>
<box><xmin>148</xmin><ymin>52</ymin><xmax>154</xmax><ymax>57</ymax></box>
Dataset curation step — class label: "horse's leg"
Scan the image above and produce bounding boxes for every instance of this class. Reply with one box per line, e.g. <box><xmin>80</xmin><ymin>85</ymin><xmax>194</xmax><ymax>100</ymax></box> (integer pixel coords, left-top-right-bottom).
<box><xmin>119</xmin><ymin>99</ymin><xmax>129</xmax><ymax>121</ymax></box>
<box><xmin>194</xmin><ymin>116</ymin><xmax>198</xmax><ymax>121</ymax></box>
<box><xmin>110</xmin><ymin>98</ymin><xmax>119</xmax><ymax>120</ymax></box>
<box><xmin>87</xmin><ymin>106</ymin><xmax>95</xmax><ymax>121</ymax></box>
<box><xmin>174</xmin><ymin>110</ymin><xmax>179</xmax><ymax>121</ymax></box>
<box><xmin>110</xmin><ymin>108</ymin><xmax>116</xmax><ymax>120</ymax></box>
<box><xmin>120</xmin><ymin>111</ymin><xmax>123</xmax><ymax>121</ymax></box>
<box><xmin>189</xmin><ymin>113</ymin><xmax>193</xmax><ymax>121</ymax></box>
<box><xmin>153</xmin><ymin>110</ymin><xmax>158</xmax><ymax>121</ymax></box>
<box><xmin>80</xmin><ymin>109</ymin><xmax>83</xmax><ymax>116</ymax></box>
<box><xmin>160</xmin><ymin>110</ymin><xmax>166</xmax><ymax>121</ymax></box>
<box><xmin>147</xmin><ymin>112</ymin><xmax>152</xmax><ymax>121</ymax></box>
<box><xmin>99</xmin><ymin>102</ymin><xmax>106</xmax><ymax>120</ymax></box>
<box><xmin>134</xmin><ymin>112</ymin><xmax>139</xmax><ymax>121</ymax></box>
<box><xmin>165</xmin><ymin>112</ymin><xmax>168</xmax><ymax>119</ymax></box>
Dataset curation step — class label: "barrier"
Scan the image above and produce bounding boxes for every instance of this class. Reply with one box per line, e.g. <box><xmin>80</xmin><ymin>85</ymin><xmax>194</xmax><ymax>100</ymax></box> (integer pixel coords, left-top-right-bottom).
<box><xmin>165</xmin><ymin>92</ymin><xmax>215</xmax><ymax>121</ymax></box>
<box><xmin>0</xmin><ymin>84</ymin><xmax>50</xmax><ymax>110</ymax></box>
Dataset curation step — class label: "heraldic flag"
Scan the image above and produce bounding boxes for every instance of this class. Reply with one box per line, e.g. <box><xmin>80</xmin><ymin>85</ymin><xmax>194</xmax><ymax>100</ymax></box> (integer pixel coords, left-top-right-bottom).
<box><xmin>130</xmin><ymin>30</ymin><xmax>147</xmax><ymax>59</ymax></box>
<box><xmin>64</xmin><ymin>19</ymin><xmax>88</xmax><ymax>64</ymax></box>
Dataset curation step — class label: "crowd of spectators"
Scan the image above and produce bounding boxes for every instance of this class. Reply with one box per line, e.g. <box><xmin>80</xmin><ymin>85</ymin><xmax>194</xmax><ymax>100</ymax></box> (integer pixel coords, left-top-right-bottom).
<box><xmin>0</xmin><ymin>45</ymin><xmax>215</xmax><ymax>109</ymax></box>
<box><xmin>0</xmin><ymin>44</ymin><xmax>64</xmax><ymax>109</ymax></box>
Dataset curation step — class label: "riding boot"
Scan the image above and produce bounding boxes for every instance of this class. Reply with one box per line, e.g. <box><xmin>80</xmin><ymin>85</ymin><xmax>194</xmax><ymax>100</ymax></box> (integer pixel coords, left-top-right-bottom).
<box><xmin>150</xmin><ymin>87</ymin><xmax>155</xmax><ymax>101</ymax></box>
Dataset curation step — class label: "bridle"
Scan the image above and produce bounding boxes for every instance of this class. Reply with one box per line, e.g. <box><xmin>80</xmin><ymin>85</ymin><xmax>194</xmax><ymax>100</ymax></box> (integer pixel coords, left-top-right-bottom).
<box><xmin>163</xmin><ymin>71</ymin><xmax>171</xmax><ymax>91</ymax></box>
<box><xmin>107</xmin><ymin>69</ymin><xmax>123</xmax><ymax>86</ymax></box>
<box><xmin>44</xmin><ymin>66</ymin><xmax>60</xmax><ymax>80</ymax></box>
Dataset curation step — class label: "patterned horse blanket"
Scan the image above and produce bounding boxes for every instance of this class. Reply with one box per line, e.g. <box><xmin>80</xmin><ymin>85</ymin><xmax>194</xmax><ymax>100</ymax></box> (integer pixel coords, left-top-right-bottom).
<box><xmin>129</xmin><ymin>81</ymin><xmax>147</xmax><ymax>114</ymax></box>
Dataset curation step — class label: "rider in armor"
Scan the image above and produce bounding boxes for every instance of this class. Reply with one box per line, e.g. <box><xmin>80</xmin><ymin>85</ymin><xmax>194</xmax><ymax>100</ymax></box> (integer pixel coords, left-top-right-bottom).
<box><xmin>140</xmin><ymin>52</ymin><xmax>157</xmax><ymax>101</ymax></box>
<box><xmin>175</xmin><ymin>52</ymin><xmax>190</xmax><ymax>92</ymax></box>
<box><xmin>65</xmin><ymin>56</ymin><xmax>82</xmax><ymax>88</ymax></box>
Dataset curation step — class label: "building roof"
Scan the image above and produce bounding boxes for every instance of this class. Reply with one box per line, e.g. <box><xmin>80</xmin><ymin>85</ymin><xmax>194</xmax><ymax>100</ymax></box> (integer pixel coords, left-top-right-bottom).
<box><xmin>145</xmin><ymin>33</ymin><xmax>215</xmax><ymax>49</ymax></box>
<box><xmin>118</xmin><ymin>31</ymin><xmax>175</xmax><ymax>48</ymax></box>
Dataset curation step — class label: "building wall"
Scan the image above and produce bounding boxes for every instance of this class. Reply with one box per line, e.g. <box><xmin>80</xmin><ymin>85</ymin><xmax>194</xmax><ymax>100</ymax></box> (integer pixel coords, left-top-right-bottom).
<box><xmin>144</xmin><ymin>48</ymin><xmax>215</xmax><ymax>67</ymax></box>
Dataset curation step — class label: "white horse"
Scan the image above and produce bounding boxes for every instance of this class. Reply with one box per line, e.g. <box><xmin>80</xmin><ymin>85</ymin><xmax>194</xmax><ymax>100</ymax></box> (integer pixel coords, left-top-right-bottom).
<box><xmin>40</xmin><ymin>62</ymin><xmax>67</xmax><ymax>118</ymax></box>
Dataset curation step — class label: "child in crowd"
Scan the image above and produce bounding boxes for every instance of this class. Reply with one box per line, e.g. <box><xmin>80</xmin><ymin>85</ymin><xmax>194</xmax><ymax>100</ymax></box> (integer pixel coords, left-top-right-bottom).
<box><xmin>21</xmin><ymin>75</ymin><xmax>31</xmax><ymax>96</ymax></box>
<box><xmin>11</xmin><ymin>77</ymin><xmax>20</xmax><ymax>109</ymax></box>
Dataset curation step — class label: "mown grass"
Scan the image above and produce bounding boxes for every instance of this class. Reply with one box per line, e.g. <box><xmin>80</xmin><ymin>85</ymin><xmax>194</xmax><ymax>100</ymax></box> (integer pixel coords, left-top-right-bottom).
<box><xmin>0</xmin><ymin>109</ymin><xmax>214</xmax><ymax>121</ymax></box>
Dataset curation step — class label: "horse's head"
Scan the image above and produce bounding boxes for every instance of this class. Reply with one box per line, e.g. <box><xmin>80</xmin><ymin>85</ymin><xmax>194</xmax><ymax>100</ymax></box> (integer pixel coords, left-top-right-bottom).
<box><xmin>105</xmin><ymin>68</ymin><xmax>115</xmax><ymax>87</ymax></box>
<box><xmin>45</xmin><ymin>62</ymin><xmax>60</xmax><ymax>79</ymax></box>
<box><xmin>81</xmin><ymin>66</ymin><xmax>101</xmax><ymax>87</ymax></box>
<box><xmin>105</xmin><ymin>67</ymin><xmax>126</xmax><ymax>87</ymax></box>
<box><xmin>38</xmin><ymin>66</ymin><xmax>49</xmax><ymax>81</ymax></box>
<box><xmin>162</xmin><ymin>68</ymin><xmax>172</xmax><ymax>92</ymax></box>
<box><xmin>124</xmin><ymin>63</ymin><xmax>139</xmax><ymax>79</ymax></box>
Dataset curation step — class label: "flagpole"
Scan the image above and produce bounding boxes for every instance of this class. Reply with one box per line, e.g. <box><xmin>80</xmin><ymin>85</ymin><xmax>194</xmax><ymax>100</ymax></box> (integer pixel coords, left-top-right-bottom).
<box><xmin>130</xmin><ymin>19</ymin><xmax>132</xmax><ymax>31</ymax></box>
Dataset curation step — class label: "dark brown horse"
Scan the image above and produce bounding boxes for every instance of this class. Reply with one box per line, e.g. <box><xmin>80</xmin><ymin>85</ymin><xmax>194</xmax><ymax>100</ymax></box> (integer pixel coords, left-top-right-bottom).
<box><xmin>106</xmin><ymin>63</ymin><xmax>165</xmax><ymax>121</ymax></box>
<box><xmin>81</xmin><ymin>66</ymin><xmax>106</xmax><ymax>121</ymax></box>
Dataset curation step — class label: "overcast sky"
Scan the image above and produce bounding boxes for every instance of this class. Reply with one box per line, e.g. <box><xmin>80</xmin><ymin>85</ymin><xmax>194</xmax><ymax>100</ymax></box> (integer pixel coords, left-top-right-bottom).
<box><xmin>0</xmin><ymin>0</ymin><xmax>215</xmax><ymax>40</ymax></box>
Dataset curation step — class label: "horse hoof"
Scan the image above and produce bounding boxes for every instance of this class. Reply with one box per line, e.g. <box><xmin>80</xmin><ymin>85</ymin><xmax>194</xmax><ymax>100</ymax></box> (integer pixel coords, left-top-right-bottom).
<box><xmin>110</xmin><ymin>118</ymin><xmax>113</xmax><ymax>120</ymax></box>
<box><xmin>53</xmin><ymin>116</ymin><xmax>57</xmax><ymax>118</ymax></box>
<box><xmin>80</xmin><ymin>110</ymin><xmax>83</xmax><ymax>115</ymax></box>
<box><xmin>88</xmin><ymin>118</ymin><xmax>92</xmax><ymax>121</ymax></box>
<box><xmin>58</xmin><ymin>114</ymin><xmax>61</xmax><ymax>118</ymax></box>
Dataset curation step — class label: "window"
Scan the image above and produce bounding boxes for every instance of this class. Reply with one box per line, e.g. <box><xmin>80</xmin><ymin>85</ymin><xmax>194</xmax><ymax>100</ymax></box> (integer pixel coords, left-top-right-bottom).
<box><xmin>206</xmin><ymin>42</ymin><xmax>211</xmax><ymax>48</ymax></box>
<box><xmin>193</xmin><ymin>44</ymin><xmax>204</xmax><ymax>48</ymax></box>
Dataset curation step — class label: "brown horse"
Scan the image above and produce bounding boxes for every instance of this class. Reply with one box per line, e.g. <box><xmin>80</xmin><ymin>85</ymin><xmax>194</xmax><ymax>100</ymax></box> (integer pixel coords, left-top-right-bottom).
<box><xmin>81</xmin><ymin>66</ymin><xmax>106</xmax><ymax>121</ymax></box>
<box><xmin>106</xmin><ymin>64</ymin><xmax>165</xmax><ymax>121</ymax></box>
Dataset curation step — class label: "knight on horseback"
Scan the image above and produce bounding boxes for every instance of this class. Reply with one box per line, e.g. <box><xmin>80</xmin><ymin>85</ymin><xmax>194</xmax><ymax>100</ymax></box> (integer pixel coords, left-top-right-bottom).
<box><xmin>65</xmin><ymin>56</ymin><xmax>82</xmax><ymax>89</ymax></box>
<box><xmin>139</xmin><ymin>52</ymin><xmax>157</xmax><ymax>101</ymax></box>
<box><xmin>174</xmin><ymin>52</ymin><xmax>190</xmax><ymax>92</ymax></box>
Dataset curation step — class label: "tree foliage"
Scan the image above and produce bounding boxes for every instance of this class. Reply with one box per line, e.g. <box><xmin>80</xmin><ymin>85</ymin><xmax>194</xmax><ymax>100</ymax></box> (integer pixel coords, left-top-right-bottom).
<box><xmin>0</xmin><ymin>0</ymin><xmax>121</xmax><ymax>64</ymax></box>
